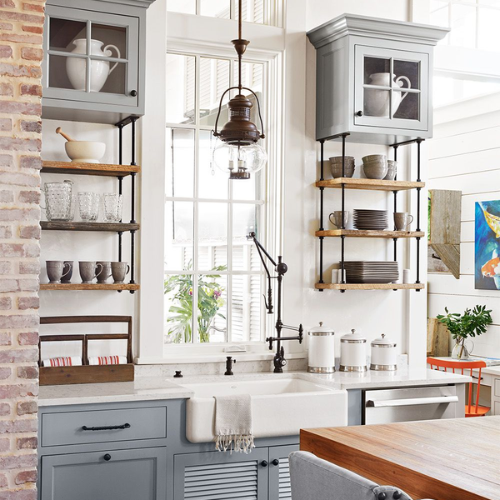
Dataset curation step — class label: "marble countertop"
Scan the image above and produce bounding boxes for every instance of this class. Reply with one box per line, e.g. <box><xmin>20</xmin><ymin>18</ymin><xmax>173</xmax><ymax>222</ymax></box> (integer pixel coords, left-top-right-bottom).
<box><xmin>38</xmin><ymin>366</ymin><xmax>470</xmax><ymax>407</ymax></box>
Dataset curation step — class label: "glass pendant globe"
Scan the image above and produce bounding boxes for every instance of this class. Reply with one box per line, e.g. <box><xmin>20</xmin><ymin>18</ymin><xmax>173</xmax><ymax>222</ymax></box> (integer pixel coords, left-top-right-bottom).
<box><xmin>212</xmin><ymin>141</ymin><xmax>267</xmax><ymax>178</ymax></box>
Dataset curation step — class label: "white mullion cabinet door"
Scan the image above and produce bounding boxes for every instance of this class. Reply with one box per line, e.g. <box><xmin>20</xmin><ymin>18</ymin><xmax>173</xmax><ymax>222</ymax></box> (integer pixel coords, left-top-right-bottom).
<box><xmin>173</xmin><ymin>448</ymin><xmax>269</xmax><ymax>500</ymax></box>
<box><xmin>354</xmin><ymin>45</ymin><xmax>429</xmax><ymax>132</ymax></box>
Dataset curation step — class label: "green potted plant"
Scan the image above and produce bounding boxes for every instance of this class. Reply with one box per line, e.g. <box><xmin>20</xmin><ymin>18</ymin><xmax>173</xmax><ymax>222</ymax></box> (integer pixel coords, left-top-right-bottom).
<box><xmin>164</xmin><ymin>263</ymin><xmax>226</xmax><ymax>344</ymax></box>
<box><xmin>437</xmin><ymin>305</ymin><xmax>493</xmax><ymax>359</ymax></box>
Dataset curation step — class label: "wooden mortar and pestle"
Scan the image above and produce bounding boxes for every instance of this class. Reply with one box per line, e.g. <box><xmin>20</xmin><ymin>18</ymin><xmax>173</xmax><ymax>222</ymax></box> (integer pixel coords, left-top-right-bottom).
<box><xmin>56</xmin><ymin>126</ymin><xmax>106</xmax><ymax>164</ymax></box>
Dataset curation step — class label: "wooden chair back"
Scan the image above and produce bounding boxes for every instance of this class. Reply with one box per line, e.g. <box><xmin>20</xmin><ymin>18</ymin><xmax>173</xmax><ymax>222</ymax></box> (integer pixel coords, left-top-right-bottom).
<box><xmin>427</xmin><ymin>357</ymin><xmax>488</xmax><ymax>417</ymax></box>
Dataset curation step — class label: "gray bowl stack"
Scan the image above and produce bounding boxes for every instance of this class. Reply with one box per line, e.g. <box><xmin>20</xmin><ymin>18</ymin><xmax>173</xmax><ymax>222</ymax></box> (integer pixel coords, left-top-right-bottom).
<box><xmin>362</xmin><ymin>154</ymin><xmax>388</xmax><ymax>179</ymax></box>
<box><xmin>330</xmin><ymin>156</ymin><xmax>355</xmax><ymax>178</ymax></box>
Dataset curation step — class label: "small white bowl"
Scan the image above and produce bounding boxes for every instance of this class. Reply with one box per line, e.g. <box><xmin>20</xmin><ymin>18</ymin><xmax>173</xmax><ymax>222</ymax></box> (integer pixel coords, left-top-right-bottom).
<box><xmin>65</xmin><ymin>141</ymin><xmax>106</xmax><ymax>163</ymax></box>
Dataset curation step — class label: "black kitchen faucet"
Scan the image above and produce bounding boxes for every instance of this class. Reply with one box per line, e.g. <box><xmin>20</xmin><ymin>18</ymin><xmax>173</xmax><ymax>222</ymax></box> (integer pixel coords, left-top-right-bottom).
<box><xmin>247</xmin><ymin>232</ymin><xmax>303</xmax><ymax>373</ymax></box>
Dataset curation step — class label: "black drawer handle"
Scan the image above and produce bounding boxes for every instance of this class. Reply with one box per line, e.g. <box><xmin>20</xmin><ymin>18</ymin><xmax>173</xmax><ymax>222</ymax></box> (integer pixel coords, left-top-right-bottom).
<box><xmin>82</xmin><ymin>423</ymin><xmax>131</xmax><ymax>431</ymax></box>
<box><xmin>271</xmin><ymin>459</ymin><xmax>279</xmax><ymax>466</ymax></box>
<box><xmin>103</xmin><ymin>454</ymin><xmax>112</xmax><ymax>461</ymax></box>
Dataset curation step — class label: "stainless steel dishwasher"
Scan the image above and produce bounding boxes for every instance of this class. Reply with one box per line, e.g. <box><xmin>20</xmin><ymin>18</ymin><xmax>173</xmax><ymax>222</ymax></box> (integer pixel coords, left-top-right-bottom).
<box><xmin>363</xmin><ymin>385</ymin><xmax>461</xmax><ymax>425</ymax></box>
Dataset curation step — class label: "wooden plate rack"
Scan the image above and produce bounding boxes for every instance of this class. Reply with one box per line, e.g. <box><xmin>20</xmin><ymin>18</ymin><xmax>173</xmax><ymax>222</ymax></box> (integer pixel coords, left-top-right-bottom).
<box><xmin>39</xmin><ymin>316</ymin><xmax>134</xmax><ymax>386</ymax></box>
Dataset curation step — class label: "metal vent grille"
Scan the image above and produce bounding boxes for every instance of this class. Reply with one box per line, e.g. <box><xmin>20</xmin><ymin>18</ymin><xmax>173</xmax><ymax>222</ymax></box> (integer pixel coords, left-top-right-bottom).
<box><xmin>184</xmin><ymin>460</ymin><xmax>258</xmax><ymax>500</ymax></box>
<box><xmin>278</xmin><ymin>458</ymin><xmax>292</xmax><ymax>499</ymax></box>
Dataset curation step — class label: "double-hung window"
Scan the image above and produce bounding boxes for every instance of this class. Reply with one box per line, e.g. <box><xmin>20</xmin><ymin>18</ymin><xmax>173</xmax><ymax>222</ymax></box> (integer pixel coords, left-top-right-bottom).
<box><xmin>163</xmin><ymin>51</ymin><xmax>271</xmax><ymax>349</ymax></box>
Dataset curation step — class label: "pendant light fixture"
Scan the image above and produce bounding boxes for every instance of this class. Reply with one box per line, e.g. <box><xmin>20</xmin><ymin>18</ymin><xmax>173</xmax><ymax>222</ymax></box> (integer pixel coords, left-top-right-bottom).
<box><xmin>212</xmin><ymin>0</ymin><xmax>268</xmax><ymax>180</ymax></box>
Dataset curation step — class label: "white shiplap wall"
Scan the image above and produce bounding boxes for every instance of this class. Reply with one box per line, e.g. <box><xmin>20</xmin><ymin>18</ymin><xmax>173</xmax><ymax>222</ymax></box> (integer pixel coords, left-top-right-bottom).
<box><xmin>427</xmin><ymin>92</ymin><xmax>500</xmax><ymax>357</ymax></box>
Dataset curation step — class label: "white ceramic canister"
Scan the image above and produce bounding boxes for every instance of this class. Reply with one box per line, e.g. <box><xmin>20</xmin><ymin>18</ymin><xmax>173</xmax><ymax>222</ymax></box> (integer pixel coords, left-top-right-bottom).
<box><xmin>370</xmin><ymin>334</ymin><xmax>398</xmax><ymax>371</ymax></box>
<box><xmin>340</xmin><ymin>329</ymin><xmax>367</xmax><ymax>372</ymax></box>
<box><xmin>308</xmin><ymin>322</ymin><xmax>335</xmax><ymax>373</ymax></box>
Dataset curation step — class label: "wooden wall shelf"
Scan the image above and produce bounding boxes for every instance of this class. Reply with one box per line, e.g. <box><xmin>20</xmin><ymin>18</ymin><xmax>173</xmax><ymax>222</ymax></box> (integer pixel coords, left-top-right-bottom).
<box><xmin>41</xmin><ymin>160</ymin><xmax>141</xmax><ymax>177</ymax></box>
<box><xmin>315</xmin><ymin>283</ymin><xmax>425</xmax><ymax>291</ymax></box>
<box><xmin>40</xmin><ymin>283</ymin><xmax>140</xmax><ymax>291</ymax></box>
<box><xmin>41</xmin><ymin>221</ymin><xmax>140</xmax><ymax>232</ymax></box>
<box><xmin>316</xmin><ymin>178</ymin><xmax>425</xmax><ymax>191</ymax></box>
<box><xmin>316</xmin><ymin>229</ymin><xmax>425</xmax><ymax>238</ymax></box>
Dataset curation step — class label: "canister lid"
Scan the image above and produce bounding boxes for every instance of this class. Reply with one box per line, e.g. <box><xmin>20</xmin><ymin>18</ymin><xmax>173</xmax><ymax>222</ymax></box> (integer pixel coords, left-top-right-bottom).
<box><xmin>340</xmin><ymin>328</ymin><xmax>366</xmax><ymax>343</ymax></box>
<box><xmin>309</xmin><ymin>322</ymin><xmax>334</xmax><ymax>336</ymax></box>
<box><xmin>371</xmin><ymin>333</ymin><xmax>397</xmax><ymax>347</ymax></box>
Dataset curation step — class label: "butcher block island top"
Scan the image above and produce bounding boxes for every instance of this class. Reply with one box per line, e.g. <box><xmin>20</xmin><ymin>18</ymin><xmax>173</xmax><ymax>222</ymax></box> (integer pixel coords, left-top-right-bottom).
<box><xmin>301</xmin><ymin>416</ymin><xmax>500</xmax><ymax>500</ymax></box>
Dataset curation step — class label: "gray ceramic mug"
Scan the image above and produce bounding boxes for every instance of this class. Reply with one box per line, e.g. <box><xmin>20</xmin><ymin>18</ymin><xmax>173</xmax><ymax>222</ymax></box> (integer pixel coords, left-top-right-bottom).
<box><xmin>111</xmin><ymin>262</ymin><xmax>130</xmax><ymax>284</ymax></box>
<box><xmin>47</xmin><ymin>260</ymin><xmax>71</xmax><ymax>284</ymax></box>
<box><xmin>79</xmin><ymin>261</ymin><xmax>103</xmax><ymax>284</ymax></box>
<box><xmin>394</xmin><ymin>212</ymin><xmax>414</xmax><ymax>231</ymax></box>
<box><xmin>96</xmin><ymin>261</ymin><xmax>112</xmax><ymax>284</ymax></box>
<box><xmin>61</xmin><ymin>261</ymin><xmax>73</xmax><ymax>284</ymax></box>
<box><xmin>329</xmin><ymin>211</ymin><xmax>349</xmax><ymax>229</ymax></box>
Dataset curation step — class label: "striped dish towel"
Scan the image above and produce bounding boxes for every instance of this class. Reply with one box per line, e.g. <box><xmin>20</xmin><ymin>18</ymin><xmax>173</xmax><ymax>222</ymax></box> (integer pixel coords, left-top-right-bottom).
<box><xmin>42</xmin><ymin>357</ymin><xmax>82</xmax><ymax>367</ymax></box>
<box><xmin>89</xmin><ymin>356</ymin><xmax>128</xmax><ymax>365</ymax></box>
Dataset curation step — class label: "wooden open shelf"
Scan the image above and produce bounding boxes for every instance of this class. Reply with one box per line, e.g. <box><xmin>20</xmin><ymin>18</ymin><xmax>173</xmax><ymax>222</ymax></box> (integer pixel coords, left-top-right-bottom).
<box><xmin>41</xmin><ymin>221</ymin><xmax>140</xmax><ymax>232</ymax></box>
<box><xmin>315</xmin><ymin>283</ymin><xmax>425</xmax><ymax>290</ymax></box>
<box><xmin>316</xmin><ymin>178</ymin><xmax>425</xmax><ymax>191</ymax></box>
<box><xmin>40</xmin><ymin>283</ymin><xmax>140</xmax><ymax>291</ymax></box>
<box><xmin>41</xmin><ymin>160</ymin><xmax>141</xmax><ymax>177</ymax></box>
<box><xmin>316</xmin><ymin>229</ymin><xmax>425</xmax><ymax>238</ymax></box>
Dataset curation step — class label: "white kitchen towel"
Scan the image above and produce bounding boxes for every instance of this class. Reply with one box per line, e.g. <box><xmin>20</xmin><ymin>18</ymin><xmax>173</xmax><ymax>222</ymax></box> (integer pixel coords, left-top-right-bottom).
<box><xmin>214</xmin><ymin>394</ymin><xmax>254</xmax><ymax>454</ymax></box>
<box><xmin>88</xmin><ymin>356</ymin><xmax>128</xmax><ymax>365</ymax></box>
<box><xmin>42</xmin><ymin>356</ymin><xmax>82</xmax><ymax>367</ymax></box>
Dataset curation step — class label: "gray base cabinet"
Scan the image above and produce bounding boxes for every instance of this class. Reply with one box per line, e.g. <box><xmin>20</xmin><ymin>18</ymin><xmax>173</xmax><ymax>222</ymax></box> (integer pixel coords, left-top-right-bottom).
<box><xmin>38</xmin><ymin>399</ymin><xmax>298</xmax><ymax>500</ymax></box>
<box><xmin>41</xmin><ymin>447</ymin><xmax>166</xmax><ymax>500</ymax></box>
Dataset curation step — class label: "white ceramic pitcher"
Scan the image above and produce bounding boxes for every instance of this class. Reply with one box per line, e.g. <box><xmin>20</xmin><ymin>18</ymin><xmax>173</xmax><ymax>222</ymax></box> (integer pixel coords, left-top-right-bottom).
<box><xmin>66</xmin><ymin>39</ymin><xmax>121</xmax><ymax>92</ymax></box>
<box><xmin>364</xmin><ymin>72</ymin><xmax>411</xmax><ymax>118</ymax></box>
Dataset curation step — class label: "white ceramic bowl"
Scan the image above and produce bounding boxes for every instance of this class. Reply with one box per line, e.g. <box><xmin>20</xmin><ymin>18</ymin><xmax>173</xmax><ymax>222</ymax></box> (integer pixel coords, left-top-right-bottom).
<box><xmin>65</xmin><ymin>141</ymin><xmax>106</xmax><ymax>163</ymax></box>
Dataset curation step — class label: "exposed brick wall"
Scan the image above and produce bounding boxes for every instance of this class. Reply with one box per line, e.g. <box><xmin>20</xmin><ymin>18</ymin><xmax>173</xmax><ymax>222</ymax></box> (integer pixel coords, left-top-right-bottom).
<box><xmin>0</xmin><ymin>0</ymin><xmax>44</xmax><ymax>498</ymax></box>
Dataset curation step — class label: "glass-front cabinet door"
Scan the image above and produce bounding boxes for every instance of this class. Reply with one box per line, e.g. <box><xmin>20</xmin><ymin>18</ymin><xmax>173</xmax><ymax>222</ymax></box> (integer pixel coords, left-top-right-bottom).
<box><xmin>43</xmin><ymin>5</ymin><xmax>139</xmax><ymax>108</ymax></box>
<box><xmin>354</xmin><ymin>45</ymin><xmax>429</xmax><ymax>132</ymax></box>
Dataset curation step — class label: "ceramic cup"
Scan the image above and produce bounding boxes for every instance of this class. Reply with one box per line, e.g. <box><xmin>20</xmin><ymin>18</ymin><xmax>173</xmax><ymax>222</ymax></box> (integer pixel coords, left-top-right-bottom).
<box><xmin>47</xmin><ymin>260</ymin><xmax>72</xmax><ymax>284</ymax></box>
<box><xmin>96</xmin><ymin>261</ymin><xmax>112</xmax><ymax>284</ymax></box>
<box><xmin>111</xmin><ymin>262</ymin><xmax>130</xmax><ymax>284</ymax></box>
<box><xmin>79</xmin><ymin>261</ymin><xmax>103</xmax><ymax>284</ymax></box>
<box><xmin>394</xmin><ymin>212</ymin><xmax>414</xmax><ymax>231</ymax></box>
<box><xmin>61</xmin><ymin>261</ymin><xmax>74</xmax><ymax>284</ymax></box>
<box><xmin>403</xmin><ymin>269</ymin><xmax>411</xmax><ymax>284</ymax></box>
<box><xmin>329</xmin><ymin>211</ymin><xmax>349</xmax><ymax>229</ymax></box>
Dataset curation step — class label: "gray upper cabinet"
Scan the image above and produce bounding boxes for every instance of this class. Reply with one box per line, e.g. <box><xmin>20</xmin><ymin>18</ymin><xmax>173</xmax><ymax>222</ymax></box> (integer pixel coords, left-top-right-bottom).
<box><xmin>307</xmin><ymin>14</ymin><xmax>449</xmax><ymax>144</ymax></box>
<box><xmin>42</xmin><ymin>0</ymin><xmax>155</xmax><ymax>124</ymax></box>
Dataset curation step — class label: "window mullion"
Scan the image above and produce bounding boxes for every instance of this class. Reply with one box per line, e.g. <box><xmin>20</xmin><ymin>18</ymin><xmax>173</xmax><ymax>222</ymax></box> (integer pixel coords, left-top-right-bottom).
<box><xmin>192</xmin><ymin>54</ymin><xmax>201</xmax><ymax>344</ymax></box>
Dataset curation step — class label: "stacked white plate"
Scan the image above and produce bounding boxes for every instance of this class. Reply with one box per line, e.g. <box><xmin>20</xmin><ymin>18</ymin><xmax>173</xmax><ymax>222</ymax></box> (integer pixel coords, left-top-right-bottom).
<box><xmin>353</xmin><ymin>209</ymin><xmax>388</xmax><ymax>230</ymax></box>
<box><xmin>343</xmin><ymin>261</ymin><xmax>399</xmax><ymax>284</ymax></box>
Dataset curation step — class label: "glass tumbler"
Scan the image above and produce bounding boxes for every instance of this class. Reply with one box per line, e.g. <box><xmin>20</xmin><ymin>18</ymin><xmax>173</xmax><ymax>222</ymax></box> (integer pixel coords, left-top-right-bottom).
<box><xmin>78</xmin><ymin>192</ymin><xmax>100</xmax><ymax>221</ymax></box>
<box><xmin>44</xmin><ymin>181</ymin><xmax>73</xmax><ymax>221</ymax></box>
<box><xmin>103</xmin><ymin>194</ymin><xmax>123</xmax><ymax>222</ymax></box>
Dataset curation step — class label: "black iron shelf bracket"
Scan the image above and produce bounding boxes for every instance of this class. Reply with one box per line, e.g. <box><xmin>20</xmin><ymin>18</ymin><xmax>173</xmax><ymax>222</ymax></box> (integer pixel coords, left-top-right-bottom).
<box><xmin>115</xmin><ymin>116</ymin><xmax>140</xmax><ymax>294</ymax></box>
<box><xmin>319</xmin><ymin>139</ymin><xmax>325</xmax><ymax>290</ymax></box>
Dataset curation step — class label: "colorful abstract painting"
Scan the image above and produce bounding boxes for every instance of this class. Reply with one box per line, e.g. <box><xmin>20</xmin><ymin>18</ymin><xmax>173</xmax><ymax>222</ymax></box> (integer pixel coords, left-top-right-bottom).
<box><xmin>475</xmin><ymin>200</ymin><xmax>500</xmax><ymax>290</ymax></box>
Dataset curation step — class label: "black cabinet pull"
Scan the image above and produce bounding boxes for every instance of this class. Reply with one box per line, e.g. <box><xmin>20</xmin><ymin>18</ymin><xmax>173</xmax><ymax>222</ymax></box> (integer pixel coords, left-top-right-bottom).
<box><xmin>355</xmin><ymin>110</ymin><xmax>363</xmax><ymax>117</ymax></box>
<box><xmin>271</xmin><ymin>459</ymin><xmax>279</xmax><ymax>466</ymax></box>
<box><xmin>82</xmin><ymin>423</ymin><xmax>131</xmax><ymax>431</ymax></box>
<box><xmin>261</xmin><ymin>460</ymin><xmax>268</xmax><ymax>467</ymax></box>
<box><xmin>103</xmin><ymin>454</ymin><xmax>112</xmax><ymax>461</ymax></box>
<box><xmin>130</xmin><ymin>90</ymin><xmax>138</xmax><ymax>97</ymax></box>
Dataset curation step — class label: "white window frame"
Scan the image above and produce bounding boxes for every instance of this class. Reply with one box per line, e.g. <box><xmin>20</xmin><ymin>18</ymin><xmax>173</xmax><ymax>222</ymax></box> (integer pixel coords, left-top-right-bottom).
<box><xmin>168</xmin><ymin>0</ymin><xmax>284</xmax><ymax>28</ymax></box>
<box><xmin>427</xmin><ymin>0</ymin><xmax>500</xmax><ymax>103</ymax></box>
<box><xmin>163</xmin><ymin>17</ymin><xmax>284</xmax><ymax>357</ymax></box>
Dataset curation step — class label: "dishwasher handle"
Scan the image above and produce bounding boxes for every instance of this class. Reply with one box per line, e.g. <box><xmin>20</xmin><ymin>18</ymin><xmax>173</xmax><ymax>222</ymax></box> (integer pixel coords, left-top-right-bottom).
<box><xmin>366</xmin><ymin>395</ymin><xmax>459</xmax><ymax>408</ymax></box>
